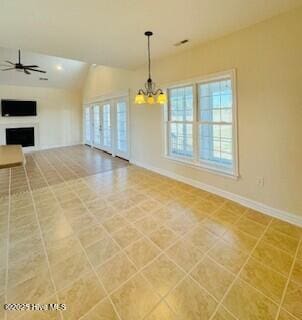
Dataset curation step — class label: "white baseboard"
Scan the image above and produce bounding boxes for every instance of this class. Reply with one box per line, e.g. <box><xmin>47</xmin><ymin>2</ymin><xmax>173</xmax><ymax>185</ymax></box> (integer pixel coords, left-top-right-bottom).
<box><xmin>130</xmin><ymin>159</ymin><xmax>302</xmax><ymax>227</ymax></box>
<box><xmin>23</xmin><ymin>142</ymin><xmax>82</xmax><ymax>153</ymax></box>
<box><xmin>39</xmin><ymin>142</ymin><xmax>82</xmax><ymax>151</ymax></box>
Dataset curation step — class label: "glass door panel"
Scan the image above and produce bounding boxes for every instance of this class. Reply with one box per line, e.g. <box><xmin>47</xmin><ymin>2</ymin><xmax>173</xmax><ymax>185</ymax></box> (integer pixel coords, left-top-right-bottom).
<box><xmin>102</xmin><ymin>103</ymin><xmax>112</xmax><ymax>152</ymax></box>
<box><xmin>93</xmin><ymin>104</ymin><xmax>101</xmax><ymax>148</ymax></box>
<box><xmin>84</xmin><ymin>106</ymin><xmax>92</xmax><ymax>145</ymax></box>
<box><xmin>116</xmin><ymin>100</ymin><xmax>128</xmax><ymax>157</ymax></box>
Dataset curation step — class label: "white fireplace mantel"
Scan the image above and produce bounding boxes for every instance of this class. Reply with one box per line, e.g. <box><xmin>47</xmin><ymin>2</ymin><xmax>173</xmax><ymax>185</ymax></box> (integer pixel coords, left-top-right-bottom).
<box><xmin>0</xmin><ymin>121</ymin><xmax>40</xmax><ymax>152</ymax></box>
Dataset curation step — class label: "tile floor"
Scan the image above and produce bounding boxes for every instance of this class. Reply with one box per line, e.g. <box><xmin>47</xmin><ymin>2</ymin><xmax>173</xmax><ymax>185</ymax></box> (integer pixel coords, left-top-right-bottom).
<box><xmin>0</xmin><ymin>145</ymin><xmax>301</xmax><ymax>320</ymax></box>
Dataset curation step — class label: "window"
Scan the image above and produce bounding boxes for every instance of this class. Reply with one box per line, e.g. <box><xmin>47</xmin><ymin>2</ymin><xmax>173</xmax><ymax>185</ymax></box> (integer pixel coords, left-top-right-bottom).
<box><xmin>165</xmin><ymin>70</ymin><xmax>238</xmax><ymax>177</ymax></box>
<box><xmin>168</xmin><ymin>86</ymin><xmax>194</xmax><ymax>158</ymax></box>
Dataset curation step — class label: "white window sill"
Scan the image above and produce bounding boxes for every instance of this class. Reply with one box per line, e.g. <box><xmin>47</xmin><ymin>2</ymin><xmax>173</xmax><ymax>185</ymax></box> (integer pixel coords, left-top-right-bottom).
<box><xmin>163</xmin><ymin>154</ymin><xmax>239</xmax><ymax>180</ymax></box>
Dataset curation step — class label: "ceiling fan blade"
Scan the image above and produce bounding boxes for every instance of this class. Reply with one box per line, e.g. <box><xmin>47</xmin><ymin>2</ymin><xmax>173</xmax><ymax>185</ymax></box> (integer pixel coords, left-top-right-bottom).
<box><xmin>5</xmin><ymin>61</ymin><xmax>15</xmax><ymax>65</ymax></box>
<box><xmin>25</xmin><ymin>67</ymin><xmax>47</xmax><ymax>73</ymax></box>
<box><xmin>1</xmin><ymin>67</ymin><xmax>15</xmax><ymax>71</ymax></box>
<box><xmin>24</xmin><ymin>69</ymin><xmax>31</xmax><ymax>75</ymax></box>
<box><xmin>23</xmin><ymin>65</ymin><xmax>38</xmax><ymax>68</ymax></box>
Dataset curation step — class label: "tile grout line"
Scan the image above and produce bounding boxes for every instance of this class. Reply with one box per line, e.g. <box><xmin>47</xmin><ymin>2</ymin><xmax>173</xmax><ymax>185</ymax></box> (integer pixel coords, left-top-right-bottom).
<box><xmin>32</xmin><ymin>152</ymin><xmax>123</xmax><ymax>320</ymax></box>
<box><xmin>194</xmin><ymin>217</ymin><xmax>287</xmax><ymax>305</ymax></box>
<box><xmin>274</xmin><ymin>237</ymin><xmax>302</xmax><ymax>320</ymax></box>
<box><xmin>61</xmin><ymin>180</ymin><xmax>166</xmax><ymax>319</ymax></box>
<box><xmin>25</xmin><ymin>148</ymin><xmax>302</xmax><ymax>320</ymax></box>
<box><xmin>208</xmin><ymin>219</ymin><xmax>275</xmax><ymax>320</ymax></box>
<box><xmin>140</xmin><ymin>202</ymin><xmax>242</xmax><ymax>320</ymax></box>
<box><xmin>228</xmin><ymin>241</ymin><xmax>297</xmax><ymax>279</ymax></box>
<box><xmin>55</xmin><ymin>173</ymin><xmax>137</xmax><ymax>320</ymax></box>
<box><xmin>55</xmin><ymin>147</ymin><xmax>130</xmax><ymax>182</ymax></box>
<box><xmin>45</xmin><ymin>147</ymin><xmax>129</xmax><ymax>186</ymax></box>
<box><xmin>77</xmin><ymin>207</ymin><xmax>202</xmax><ymax>318</ymax></box>
<box><xmin>198</xmin><ymin>217</ymin><xmax>302</xmax><ymax>310</ymax></box>
<box><xmin>22</xmin><ymin>158</ymin><xmax>64</xmax><ymax>320</ymax></box>
<box><xmin>203</xmin><ymin>250</ymin><xmax>287</xmax><ymax>308</ymax></box>
<box><xmin>56</xmin><ymin>170</ymin><xmax>293</xmax><ymax>288</ymax></box>
<box><xmin>203</xmin><ymin>248</ymin><xmax>301</xmax><ymax>318</ymax></box>
<box><xmin>21</xmin><ymin>154</ymin><xmax>288</xmax><ymax>316</ymax></box>
<box><xmin>55</xmin><ymin>154</ymin><xmax>203</xmax><ymax>319</ymax></box>
<box><xmin>74</xmin><ymin>169</ymin><xmax>250</xmax><ymax>320</ymax></box>
<box><xmin>65</xmin><ymin>196</ymin><xmax>237</xmax><ymax>311</ymax></box>
<box><xmin>245</xmin><ymin>225</ymin><xmax>301</xmax><ymax>257</ymax></box>
<box><xmin>4</xmin><ymin>168</ymin><xmax>11</xmax><ymax>320</ymax></box>
<box><xmin>18</xmin><ymin>161</ymin><xmax>302</xmax><ymax>320</ymax></box>
<box><xmin>5</xmin><ymin>194</ymin><xmax>297</xmax><ymax>273</ymax></box>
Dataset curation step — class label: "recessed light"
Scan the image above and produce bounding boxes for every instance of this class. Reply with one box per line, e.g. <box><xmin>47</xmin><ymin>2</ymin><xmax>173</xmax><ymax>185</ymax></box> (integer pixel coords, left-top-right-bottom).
<box><xmin>174</xmin><ymin>39</ymin><xmax>189</xmax><ymax>47</ymax></box>
<box><xmin>92</xmin><ymin>63</ymin><xmax>97</xmax><ymax>67</ymax></box>
<box><xmin>56</xmin><ymin>65</ymin><xmax>63</xmax><ymax>70</ymax></box>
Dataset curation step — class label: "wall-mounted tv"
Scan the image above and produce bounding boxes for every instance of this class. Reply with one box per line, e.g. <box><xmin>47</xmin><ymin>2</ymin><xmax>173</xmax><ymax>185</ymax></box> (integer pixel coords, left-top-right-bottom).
<box><xmin>1</xmin><ymin>100</ymin><xmax>37</xmax><ymax>117</ymax></box>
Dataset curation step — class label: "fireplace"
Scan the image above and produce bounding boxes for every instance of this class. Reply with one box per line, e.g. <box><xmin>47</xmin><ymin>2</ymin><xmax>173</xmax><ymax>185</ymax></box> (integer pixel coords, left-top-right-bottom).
<box><xmin>6</xmin><ymin>127</ymin><xmax>35</xmax><ymax>147</ymax></box>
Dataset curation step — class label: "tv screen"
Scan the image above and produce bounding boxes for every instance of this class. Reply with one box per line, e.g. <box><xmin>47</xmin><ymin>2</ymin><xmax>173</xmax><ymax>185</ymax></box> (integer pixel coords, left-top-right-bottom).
<box><xmin>1</xmin><ymin>100</ymin><xmax>37</xmax><ymax>117</ymax></box>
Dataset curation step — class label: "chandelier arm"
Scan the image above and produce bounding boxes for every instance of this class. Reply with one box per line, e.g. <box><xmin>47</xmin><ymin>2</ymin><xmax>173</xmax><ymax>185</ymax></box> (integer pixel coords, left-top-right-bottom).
<box><xmin>151</xmin><ymin>81</ymin><xmax>156</xmax><ymax>92</ymax></box>
<box><xmin>153</xmin><ymin>88</ymin><xmax>163</xmax><ymax>95</ymax></box>
<box><xmin>138</xmin><ymin>88</ymin><xmax>147</xmax><ymax>95</ymax></box>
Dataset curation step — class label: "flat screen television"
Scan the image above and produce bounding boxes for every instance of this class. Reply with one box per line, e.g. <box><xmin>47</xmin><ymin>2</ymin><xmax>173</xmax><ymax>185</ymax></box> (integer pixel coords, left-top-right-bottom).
<box><xmin>1</xmin><ymin>100</ymin><xmax>37</xmax><ymax>117</ymax></box>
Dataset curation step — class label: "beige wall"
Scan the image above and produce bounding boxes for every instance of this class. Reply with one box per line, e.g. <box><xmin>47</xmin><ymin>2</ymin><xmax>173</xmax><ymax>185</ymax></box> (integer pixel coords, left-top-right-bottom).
<box><xmin>83</xmin><ymin>8</ymin><xmax>302</xmax><ymax>218</ymax></box>
<box><xmin>83</xmin><ymin>65</ymin><xmax>134</xmax><ymax>103</ymax></box>
<box><xmin>0</xmin><ymin>85</ymin><xmax>82</xmax><ymax>149</ymax></box>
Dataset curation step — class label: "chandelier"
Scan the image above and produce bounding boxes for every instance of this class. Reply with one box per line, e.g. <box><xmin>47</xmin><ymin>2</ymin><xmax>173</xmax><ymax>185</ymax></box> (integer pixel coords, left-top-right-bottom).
<box><xmin>135</xmin><ymin>31</ymin><xmax>167</xmax><ymax>105</ymax></box>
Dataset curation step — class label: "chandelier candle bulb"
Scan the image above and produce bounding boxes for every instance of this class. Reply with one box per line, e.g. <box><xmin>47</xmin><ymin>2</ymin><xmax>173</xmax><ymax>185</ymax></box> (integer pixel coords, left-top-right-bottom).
<box><xmin>147</xmin><ymin>95</ymin><xmax>155</xmax><ymax>104</ymax></box>
<box><xmin>135</xmin><ymin>93</ymin><xmax>146</xmax><ymax>104</ymax></box>
<box><xmin>157</xmin><ymin>92</ymin><xmax>167</xmax><ymax>104</ymax></box>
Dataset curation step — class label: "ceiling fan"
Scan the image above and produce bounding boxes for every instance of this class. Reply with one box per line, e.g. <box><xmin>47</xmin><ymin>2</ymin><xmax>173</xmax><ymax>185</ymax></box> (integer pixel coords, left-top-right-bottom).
<box><xmin>1</xmin><ymin>49</ymin><xmax>47</xmax><ymax>75</ymax></box>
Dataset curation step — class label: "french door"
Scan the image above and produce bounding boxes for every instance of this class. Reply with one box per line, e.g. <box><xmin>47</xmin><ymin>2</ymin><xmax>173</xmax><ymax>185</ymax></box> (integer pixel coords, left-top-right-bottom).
<box><xmin>115</xmin><ymin>99</ymin><xmax>128</xmax><ymax>158</ymax></box>
<box><xmin>83</xmin><ymin>97</ymin><xmax>129</xmax><ymax>159</ymax></box>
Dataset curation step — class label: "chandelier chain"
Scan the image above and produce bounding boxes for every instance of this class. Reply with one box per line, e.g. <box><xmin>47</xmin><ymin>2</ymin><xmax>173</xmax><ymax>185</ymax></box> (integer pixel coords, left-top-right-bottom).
<box><xmin>147</xmin><ymin>34</ymin><xmax>151</xmax><ymax>80</ymax></box>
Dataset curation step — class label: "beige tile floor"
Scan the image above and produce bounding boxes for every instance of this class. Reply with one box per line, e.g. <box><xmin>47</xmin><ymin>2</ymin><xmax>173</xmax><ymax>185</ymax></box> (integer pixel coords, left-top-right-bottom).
<box><xmin>0</xmin><ymin>145</ymin><xmax>301</xmax><ymax>320</ymax></box>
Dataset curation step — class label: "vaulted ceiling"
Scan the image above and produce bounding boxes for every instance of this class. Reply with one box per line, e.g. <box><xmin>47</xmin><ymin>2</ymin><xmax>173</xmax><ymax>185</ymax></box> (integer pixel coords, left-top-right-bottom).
<box><xmin>0</xmin><ymin>47</ymin><xmax>88</xmax><ymax>89</ymax></box>
<box><xmin>0</xmin><ymin>0</ymin><xmax>301</xmax><ymax>69</ymax></box>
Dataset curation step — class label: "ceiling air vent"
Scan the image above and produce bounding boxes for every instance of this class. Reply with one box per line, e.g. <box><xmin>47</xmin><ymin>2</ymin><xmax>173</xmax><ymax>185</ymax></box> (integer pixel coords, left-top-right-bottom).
<box><xmin>174</xmin><ymin>39</ymin><xmax>189</xmax><ymax>47</ymax></box>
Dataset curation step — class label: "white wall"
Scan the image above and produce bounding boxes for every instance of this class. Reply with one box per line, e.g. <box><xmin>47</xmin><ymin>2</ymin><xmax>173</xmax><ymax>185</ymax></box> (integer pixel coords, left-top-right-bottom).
<box><xmin>83</xmin><ymin>8</ymin><xmax>302</xmax><ymax>224</ymax></box>
<box><xmin>0</xmin><ymin>85</ymin><xmax>82</xmax><ymax>149</ymax></box>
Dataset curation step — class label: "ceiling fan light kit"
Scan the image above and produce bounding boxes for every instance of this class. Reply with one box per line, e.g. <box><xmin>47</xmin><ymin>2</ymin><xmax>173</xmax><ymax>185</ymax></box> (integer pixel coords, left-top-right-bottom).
<box><xmin>1</xmin><ymin>50</ymin><xmax>47</xmax><ymax>75</ymax></box>
<box><xmin>135</xmin><ymin>31</ymin><xmax>167</xmax><ymax>105</ymax></box>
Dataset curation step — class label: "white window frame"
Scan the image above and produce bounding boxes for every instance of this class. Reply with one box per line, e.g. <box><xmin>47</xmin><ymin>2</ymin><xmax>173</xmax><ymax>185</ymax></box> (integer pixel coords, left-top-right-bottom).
<box><xmin>163</xmin><ymin>69</ymin><xmax>239</xmax><ymax>179</ymax></box>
